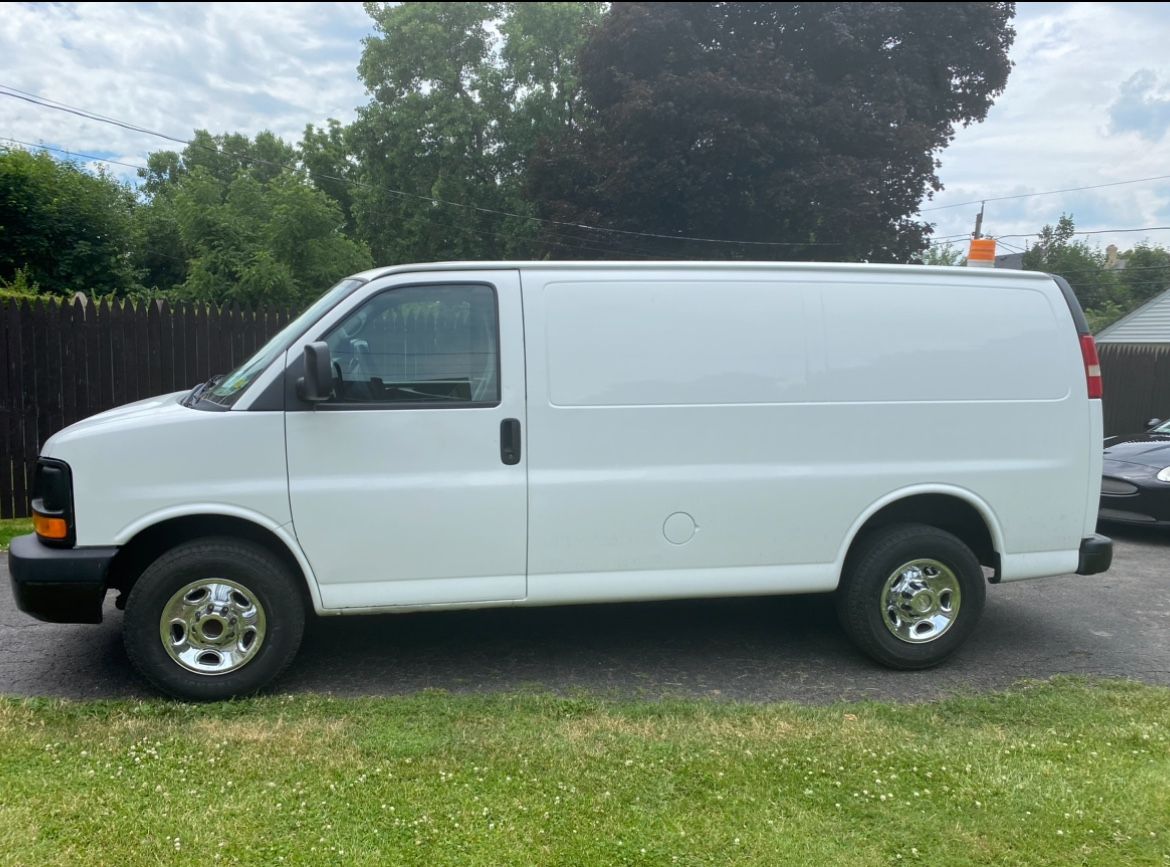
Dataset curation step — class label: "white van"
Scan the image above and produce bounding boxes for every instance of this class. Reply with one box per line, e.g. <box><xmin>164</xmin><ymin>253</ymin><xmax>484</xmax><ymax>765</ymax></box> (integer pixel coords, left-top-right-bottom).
<box><xmin>10</xmin><ymin>262</ymin><xmax>1111</xmax><ymax>699</ymax></box>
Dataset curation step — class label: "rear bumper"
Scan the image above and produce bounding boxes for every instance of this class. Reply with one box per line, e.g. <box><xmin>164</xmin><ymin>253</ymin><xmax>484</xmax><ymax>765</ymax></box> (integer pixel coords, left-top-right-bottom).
<box><xmin>1076</xmin><ymin>533</ymin><xmax>1113</xmax><ymax>576</ymax></box>
<box><xmin>8</xmin><ymin>534</ymin><xmax>118</xmax><ymax>624</ymax></box>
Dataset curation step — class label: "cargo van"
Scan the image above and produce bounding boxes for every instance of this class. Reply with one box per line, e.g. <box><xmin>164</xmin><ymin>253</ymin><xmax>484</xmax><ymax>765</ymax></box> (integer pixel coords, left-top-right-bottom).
<box><xmin>9</xmin><ymin>262</ymin><xmax>1112</xmax><ymax>699</ymax></box>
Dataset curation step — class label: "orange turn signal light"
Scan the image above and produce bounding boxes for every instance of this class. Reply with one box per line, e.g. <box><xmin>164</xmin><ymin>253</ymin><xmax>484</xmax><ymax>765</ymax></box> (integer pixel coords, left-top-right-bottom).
<box><xmin>33</xmin><ymin>512</ymin><xmax>68</xmax><ymax>540</ymax></box>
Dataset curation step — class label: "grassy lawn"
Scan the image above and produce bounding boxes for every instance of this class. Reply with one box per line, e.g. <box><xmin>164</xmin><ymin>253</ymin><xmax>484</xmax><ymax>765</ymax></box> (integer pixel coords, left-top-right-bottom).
<box><xmin>0</xmin><ymin>517</ymin><xmax>32</xmax><ymax>551</ymax></box>
<box><xmin>0</xmin><ymin>678</ymin><xmax>1166</xmax><ymax>865</ymax></box>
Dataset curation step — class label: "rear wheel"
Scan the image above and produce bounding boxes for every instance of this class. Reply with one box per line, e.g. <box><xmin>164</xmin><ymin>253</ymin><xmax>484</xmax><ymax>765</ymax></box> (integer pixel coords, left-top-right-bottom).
<box><xmin>836</xmin><ymin>523</ymin><xmax>986</xmax><ymax>669</ymax></box>
<box><xmin>123</xmin><ymin>538</ymin><xmax>305</xmax><ymax>700</ymax></box>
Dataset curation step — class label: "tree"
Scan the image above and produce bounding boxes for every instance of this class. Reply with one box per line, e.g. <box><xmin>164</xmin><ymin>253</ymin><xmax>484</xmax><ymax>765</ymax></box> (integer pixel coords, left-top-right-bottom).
<box><xmin>349</xmin><ymin>1</ymin><xmax>603</xmax><ymax>264</ymax></box>
<box><xmin>920</xmin><ymin>243</ymin><xmax>967</xmax><ymax>266</ymax></box>
<box><xmin>1017</xmin><ymin>215</ymin><xmax>1170</xmax><ymax>332</ymax></box>
<box><xmin>134</xmin><ymin>130</ymin><xmax>307</xmax><ymax>294</ymax></box>
<box><xmin>0</xmin><ymin>147</ymin><xmax>139</xmax><ymax>295</ymax></box>
<box><xmin>134</xmin><ymin>150</ymin><xmax>188</xmax><ymax>292</ymax></box>
<box><xmin>1117</xmin><ymin>242</ymin><xmax>1170</xmax><ymax>308</ymax></box>
<box><xmin>170</xmin><ymin>167</ymin><xmax>371</xmax><ymax>306</ymax></box>
<box><xmin>498</xmin><ymin>2</ymin><xmax>604</xmax><ymax>177</ymax></box>
<box><xmin>133</xmin><ymin>130</ymin><xmax>371</xmax><ymax>304</ymax></box>
<box><xmin>527</xmin><ymin>2</ymin><xmax>1016</xmax><ymax>261</ymax></box>
<box><xmin>299</xmin><ymin>119</ymin><xmax>358</xmax><ymax>236</ymax></box>
<box><xmin>1021</xmin><ymin>215</ymin><xmax>1121</xmax><ymax>312</ymax></box>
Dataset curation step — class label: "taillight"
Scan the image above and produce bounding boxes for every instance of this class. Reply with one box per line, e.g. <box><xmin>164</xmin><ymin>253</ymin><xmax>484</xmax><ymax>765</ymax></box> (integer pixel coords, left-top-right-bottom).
<box><xmin>1080</xmin><ymin>333</ymin><xmax>1102</xmax><ymax>399</ymax></box>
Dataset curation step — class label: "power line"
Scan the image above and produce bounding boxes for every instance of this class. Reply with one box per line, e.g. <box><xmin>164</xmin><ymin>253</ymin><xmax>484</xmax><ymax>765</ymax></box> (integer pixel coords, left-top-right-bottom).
<box><xmin>0</xmin><ymin>137</ymin><xmax>146</xmax><ymax>171</ymax></box>
<box><xmin>920</xmin><ymin>173</ymin><xmax>1170</xmax><ymax>213</ymax></box>
<box><xmin>0</xmin><ymin>87</ymin><xmax>190</xmax><ymax>145</ymax></box>
<box><xmin>0</xmin><ymin>85</ymin><xmax>840</xmax><ymax>250</ymax></box>
<box><xmin>928</xmin><ymin>226</ymin><xmax>1170</xmax><ymax>250</ymax></box>
<box><xmin>995</xmin><ymin>226</ymin><xmax>1170</xmax><ymax>241</ymax></box>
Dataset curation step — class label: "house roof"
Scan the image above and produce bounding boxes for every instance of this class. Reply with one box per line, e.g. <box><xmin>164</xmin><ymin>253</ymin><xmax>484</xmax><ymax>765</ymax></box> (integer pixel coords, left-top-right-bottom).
<box><xmin>1096</xmin><ymin>287</ymin><xmax>1170</xmax><ymax>342</ymax></box>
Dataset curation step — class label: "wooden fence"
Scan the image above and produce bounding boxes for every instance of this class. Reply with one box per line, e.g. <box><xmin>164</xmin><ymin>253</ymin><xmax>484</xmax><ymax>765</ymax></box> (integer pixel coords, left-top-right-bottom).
<box><xmin>1098</xmin><ymin>343</ymin><xmax>1170</xmax><ymax>437</ymax></box>
<box><xmin>0</xmin><ymin>297</ymin><xmax>295</xmax><ymax>518</ymax></box>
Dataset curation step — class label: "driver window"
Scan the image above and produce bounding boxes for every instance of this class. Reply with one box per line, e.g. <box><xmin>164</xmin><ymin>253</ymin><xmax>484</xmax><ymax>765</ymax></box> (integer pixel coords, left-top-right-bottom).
<box><xmin>323</xmin><ymin>283</ymin><xmax>499</xmax><ymax>405</ymax></box>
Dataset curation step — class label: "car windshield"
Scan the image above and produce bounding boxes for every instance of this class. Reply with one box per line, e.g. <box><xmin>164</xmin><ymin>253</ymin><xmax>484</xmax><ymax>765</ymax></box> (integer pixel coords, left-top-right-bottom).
<box><xmin>199</xmin><ymin>278</ymin><xmax>366</xmax><ymax>408</ymax></box>
<box><xmin>1153</xmin><ymin>420</ymin><xmax>1170</xmax><ymax>434</ymax></box>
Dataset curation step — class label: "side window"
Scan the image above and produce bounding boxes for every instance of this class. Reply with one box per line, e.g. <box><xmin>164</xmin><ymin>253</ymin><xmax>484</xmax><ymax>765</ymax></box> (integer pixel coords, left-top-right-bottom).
<box><xmin>323</xmin><ymin>283</ymin><xmax>499</xmax><ymax>406</ymax></box>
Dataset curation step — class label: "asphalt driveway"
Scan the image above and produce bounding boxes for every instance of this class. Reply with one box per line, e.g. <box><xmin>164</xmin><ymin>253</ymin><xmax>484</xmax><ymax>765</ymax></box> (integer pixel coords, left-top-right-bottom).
<box><xmin>2</xmin><ymin>525</ymin><xmax>1167</xmax><ymax>703</ymax></box>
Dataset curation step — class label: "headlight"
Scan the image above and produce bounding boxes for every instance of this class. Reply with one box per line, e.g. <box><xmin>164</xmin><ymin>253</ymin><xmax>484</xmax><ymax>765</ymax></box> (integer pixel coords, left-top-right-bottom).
<box><xmin>31</xmin><ymin>458</ymin><xmax>75</xmax><ymax>546</ymax></box>
<box><xmin>1157</xmin><ymin>467</ymin><xmax>1170</xmax><ymax>482</ymax></box>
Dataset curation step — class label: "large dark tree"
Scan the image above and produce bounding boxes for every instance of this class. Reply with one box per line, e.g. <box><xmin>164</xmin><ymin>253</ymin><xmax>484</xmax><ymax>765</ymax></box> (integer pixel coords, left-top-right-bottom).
<box><xmin>528</xmin><ymin>2</ymin><xmax>1016</xmax><ymax>261</ymax></box>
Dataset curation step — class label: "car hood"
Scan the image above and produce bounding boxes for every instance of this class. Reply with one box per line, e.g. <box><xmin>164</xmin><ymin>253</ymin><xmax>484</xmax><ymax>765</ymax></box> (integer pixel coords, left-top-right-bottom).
<box><xmin>41</xmin><ymin>391</ymin><xmax>191</xmax><ymax>456</ymax></box>
<box><xmin>1102</xmin><ymin>433</ymin><xmax>1170</xmax><ymax>469</ymax></box>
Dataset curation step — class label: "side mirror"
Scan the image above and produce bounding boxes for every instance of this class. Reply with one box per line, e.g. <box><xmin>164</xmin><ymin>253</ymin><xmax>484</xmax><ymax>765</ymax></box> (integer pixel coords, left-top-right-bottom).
<box><xmin>297</xmin><ymin>342</ymin><xmax>333</xmax><ymax>402</ymax></box>
<box><xmin>1148</xmin><ymin>418</ymin><xmax>1163</xmax><ymax>429</ymax></box>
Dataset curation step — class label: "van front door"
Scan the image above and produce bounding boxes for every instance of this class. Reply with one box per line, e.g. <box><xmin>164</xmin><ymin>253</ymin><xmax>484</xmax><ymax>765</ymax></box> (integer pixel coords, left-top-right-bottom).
<box><xmin>284</xmin><ymin>270</ymin><xmax>527</xmax><ymax>609</ymax></box>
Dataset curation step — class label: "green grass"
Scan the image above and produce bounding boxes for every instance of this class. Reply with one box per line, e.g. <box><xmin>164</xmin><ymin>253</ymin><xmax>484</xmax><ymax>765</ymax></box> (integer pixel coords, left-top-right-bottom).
<box><xmin>0</xmin><ymin>518</ymin><xmax>32</xmax><ymax>551</ymax></box>
<box><xmin>0</xmin><ymin>678</ymin><xmax>1166</xmax><ymax>865</ymax></box>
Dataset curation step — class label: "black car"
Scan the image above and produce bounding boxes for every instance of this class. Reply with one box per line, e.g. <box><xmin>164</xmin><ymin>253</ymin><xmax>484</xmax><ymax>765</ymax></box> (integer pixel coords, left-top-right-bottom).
<box><xmin>1101</xmin><ymin>417</ymin><xmax>1170</xmax><ymax>525</ymax></box>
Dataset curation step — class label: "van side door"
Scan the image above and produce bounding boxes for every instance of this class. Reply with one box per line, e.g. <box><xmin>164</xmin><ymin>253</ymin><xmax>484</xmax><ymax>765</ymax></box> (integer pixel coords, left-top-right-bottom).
<box><xmin>284</xmin><ymin>270</ymin><xmax>527</xmax><ymax>609</ymax></box>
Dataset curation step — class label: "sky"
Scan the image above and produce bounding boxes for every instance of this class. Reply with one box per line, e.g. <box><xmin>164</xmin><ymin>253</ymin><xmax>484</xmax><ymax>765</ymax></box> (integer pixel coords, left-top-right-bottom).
<box><xmin>1</xmin><ymin>1</ymin><xmax>1169</xmax><ymax>257</ymax></box>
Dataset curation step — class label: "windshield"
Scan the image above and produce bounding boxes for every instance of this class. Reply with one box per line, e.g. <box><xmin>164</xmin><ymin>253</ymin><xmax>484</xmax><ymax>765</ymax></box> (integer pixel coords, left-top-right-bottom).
<box><xmin>1153</xmin><ymin>420</ymin><xmax>1170</xmax><ymax>434</ymax></box>
<box><xmin>200</xmin><ymin>278</ymin><xmax>366</xmax><ymax>408</ymax></box>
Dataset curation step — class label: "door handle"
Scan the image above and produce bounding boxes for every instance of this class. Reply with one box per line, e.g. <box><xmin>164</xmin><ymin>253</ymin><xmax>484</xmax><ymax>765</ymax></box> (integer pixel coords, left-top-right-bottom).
<box><xmin>500</xmin><ymin>418</ymin><xmax>522</xmax><ymax>465</ymax></box>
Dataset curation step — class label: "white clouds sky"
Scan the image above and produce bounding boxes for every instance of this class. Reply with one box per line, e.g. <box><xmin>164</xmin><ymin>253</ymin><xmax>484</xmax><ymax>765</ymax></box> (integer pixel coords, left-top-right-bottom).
<box><xmin>925</xmin><ymin>1</ymin><xmax>1170</xmax><ymax>253</ymax></box>
<box><xmin>2</xmin><ymin>1</ymin><xmax>1169</xmax><ymax>256</ymax></box>
<box><xmin>0</xmin><ymin>2</ymin><xmax>370</xmax><ymax>170</ymax></box>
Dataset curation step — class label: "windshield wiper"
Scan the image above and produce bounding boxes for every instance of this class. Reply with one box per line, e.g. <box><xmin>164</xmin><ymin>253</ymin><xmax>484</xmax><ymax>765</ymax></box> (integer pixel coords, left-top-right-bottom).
<box><xmin>184</xmin><ymin>374</ymin><xmax>224</xmax><ymax>407</ymax></box>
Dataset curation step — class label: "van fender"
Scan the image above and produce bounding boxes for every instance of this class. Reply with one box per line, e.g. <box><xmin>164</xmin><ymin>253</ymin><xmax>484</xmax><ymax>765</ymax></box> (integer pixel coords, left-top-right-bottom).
<box><xmin>114</xmin><ymin>504</ymin><xmax>325</xmax><ymax>614</ymax></box>
<box><xmin>833</xmin><ymin>484</ymin><xmax>1006</xmax><ymax>585</ymax></box>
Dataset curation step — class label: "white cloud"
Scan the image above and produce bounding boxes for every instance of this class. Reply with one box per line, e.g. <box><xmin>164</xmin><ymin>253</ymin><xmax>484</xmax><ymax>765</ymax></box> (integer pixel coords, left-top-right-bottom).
<box><xmin>925</xmin><ymin>1</ymin><xmax>1170</xmax><ymax>254</ymax></box>
<box><xmin>0</xmin><ymin>1</ymin><xmax>371</xmax><ymax>180</ymax></box>
<box><xmin>1109</xmin><ymin>69</ymin><xmax>1170</xmax><ymax>141</ymax></box>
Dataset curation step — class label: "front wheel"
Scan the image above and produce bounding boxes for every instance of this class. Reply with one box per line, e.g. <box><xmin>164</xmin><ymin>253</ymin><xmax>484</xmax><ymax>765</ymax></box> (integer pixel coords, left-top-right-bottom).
<box><xmin>123</xmin><ymin>538</ymin><xmax>305</xmax><ymax>700</ymax></box>
<box><xmin>836</xmin><ymin>523</ymin><xmax>986</xmax><ymax>669</ymax></box>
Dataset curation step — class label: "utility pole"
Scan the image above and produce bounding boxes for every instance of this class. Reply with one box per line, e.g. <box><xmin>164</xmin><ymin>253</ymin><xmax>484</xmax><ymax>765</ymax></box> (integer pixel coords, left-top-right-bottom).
<box><xmin>972</xmin><ymin>201</ymin><xmax>986</xmax><ymax>239</ymax></box>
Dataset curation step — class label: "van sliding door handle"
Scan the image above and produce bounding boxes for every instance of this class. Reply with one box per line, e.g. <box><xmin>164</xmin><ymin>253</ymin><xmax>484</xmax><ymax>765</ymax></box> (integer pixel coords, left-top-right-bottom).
<box><xmin>500</xmin><ymin>418</ymin><xmax>522</xmax><ymax>466</ymax></box>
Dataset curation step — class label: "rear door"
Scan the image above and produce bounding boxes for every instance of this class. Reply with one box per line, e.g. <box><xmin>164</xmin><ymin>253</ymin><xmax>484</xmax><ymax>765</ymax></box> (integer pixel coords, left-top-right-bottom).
<box><xmin>284</xmin><ymin>269</ymin><xmax>528</xmax><ymax>609</ymax></box>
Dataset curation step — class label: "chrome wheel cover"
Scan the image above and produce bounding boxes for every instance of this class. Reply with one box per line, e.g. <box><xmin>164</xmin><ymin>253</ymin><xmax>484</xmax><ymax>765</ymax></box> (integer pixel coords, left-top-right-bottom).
<box><xmin>159</xmin><ymin>579</ymin><xmax>267</xmax><ymax>675</ymax></box>
<box><xmin>881</xmin><ymin>559</ymin><xmax>961</xmax><ymax>644</ymax></box>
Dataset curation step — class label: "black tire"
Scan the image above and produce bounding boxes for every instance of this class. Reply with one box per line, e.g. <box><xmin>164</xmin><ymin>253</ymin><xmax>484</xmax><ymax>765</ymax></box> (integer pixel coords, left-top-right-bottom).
<box><xmin>123</xmin><ymin>537</ymin><xmax>305</xmax><ymax>700</ymax></box>
<box><xmin>836</xmin><ymin>523</ymin><xmax>986</xmax><ymax>670</ymax></box>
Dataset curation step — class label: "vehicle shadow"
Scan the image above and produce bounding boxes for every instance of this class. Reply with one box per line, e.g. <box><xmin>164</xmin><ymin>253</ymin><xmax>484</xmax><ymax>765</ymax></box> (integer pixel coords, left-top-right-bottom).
<box><xmin>288</xmin><ymin>593</ymin><xmax>859</xmax><ymax>701</ymax></box>
<box><xmin>7</xmin><ymin>562</ymin><xmax>1163</xmax><ymax>703</ymax></box>
<box><xmin>1097</xmin><ymin>520</ymin><xmax>1170</xmax><ymax>547</ymax></box>
<box><xmin>282</xmin><ymin>586</ymin><xmax>1084</xmax><ymax>703</ymax></box>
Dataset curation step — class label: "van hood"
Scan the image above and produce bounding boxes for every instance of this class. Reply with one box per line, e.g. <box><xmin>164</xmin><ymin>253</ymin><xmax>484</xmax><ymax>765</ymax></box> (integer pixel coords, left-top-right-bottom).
<box><xmin>41</xmin><ymin>391</ymin><xmax>192</xmax><ymax>456</ymax></box>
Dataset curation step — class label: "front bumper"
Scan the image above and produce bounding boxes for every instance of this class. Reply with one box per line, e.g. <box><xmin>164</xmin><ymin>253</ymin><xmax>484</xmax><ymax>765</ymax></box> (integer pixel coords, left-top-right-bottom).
<box><xmin>1099</xmin><ymin>460</ymin><xmax>1170</xmax><ymax>525</ymax></box>
<box><xmin>1076</xmin><ymin>534</ymin><xmax>1112</xmax><ymax>576</ymax></box>
<box><xmin>8</xmin><ymin>534</ymin><xmax>118</xmax><ymax>623</ymax></box>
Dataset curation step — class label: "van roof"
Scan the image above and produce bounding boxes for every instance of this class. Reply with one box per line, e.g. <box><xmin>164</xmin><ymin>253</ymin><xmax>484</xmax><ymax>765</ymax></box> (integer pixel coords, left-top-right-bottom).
<box><xmin>349</xmin><ymin>260</ymin><xmax>1054</xmax><ymax>283</ymax></box>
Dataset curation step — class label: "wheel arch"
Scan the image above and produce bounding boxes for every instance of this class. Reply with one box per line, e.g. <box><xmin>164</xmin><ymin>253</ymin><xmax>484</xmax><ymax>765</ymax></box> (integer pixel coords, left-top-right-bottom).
<box><xmin>836</xmin><ymin>486</ymin><xmax>1005</xmax><ymax>587</ymax></box>
<box><xmin>106</xmin><ymin>508</ymin><xmax>322</xmax><ymax>613</ymax></box>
